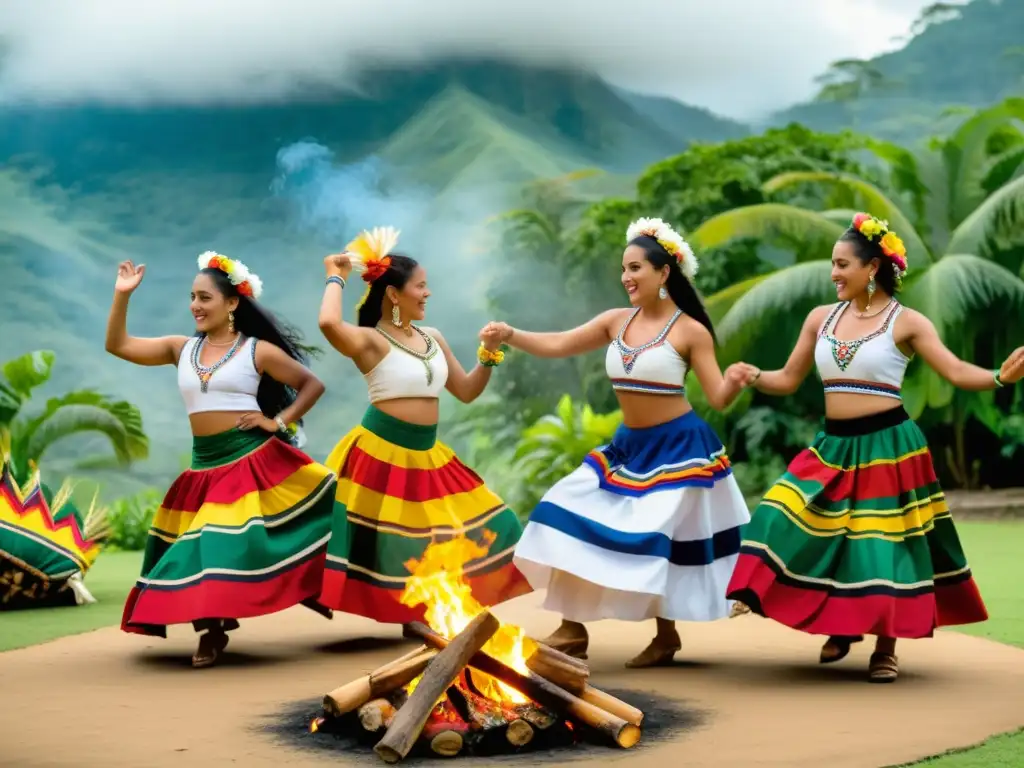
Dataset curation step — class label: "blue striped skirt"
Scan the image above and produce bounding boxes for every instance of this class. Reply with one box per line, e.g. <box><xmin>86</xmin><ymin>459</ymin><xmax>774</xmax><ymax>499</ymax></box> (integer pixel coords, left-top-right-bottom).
<box><xmin>513</xmin><ymin>410</ymin><xmax>750</xmax><ymax>622</ymax></box>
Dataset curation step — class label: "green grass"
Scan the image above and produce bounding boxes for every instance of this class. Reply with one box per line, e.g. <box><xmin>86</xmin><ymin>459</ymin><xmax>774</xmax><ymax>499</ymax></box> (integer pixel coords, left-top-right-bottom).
<box><xmin>0</xmin><ymin>550</ymin><xmax>142</xmax><ymax>652</ymax></box>
<box><xmin>0</xmin><ymin>522</ymin><xmax>1021</xmax><ymax>766</ymax></box>
<box><xmin>901</xmin><ymin>521</ymin><xmax>1024</xmax><ymax>768</ymax></box>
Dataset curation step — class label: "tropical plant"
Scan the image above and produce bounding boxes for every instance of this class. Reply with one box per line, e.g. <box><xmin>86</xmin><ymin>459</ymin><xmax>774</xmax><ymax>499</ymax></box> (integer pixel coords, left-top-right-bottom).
<box><xmin>0</xmin><ymin>350</ymin><xmax>149</xmax><ymax>485</ymax></box>
<box><xmin>509</xmin><ymin>394</ymin><xmax>622</xmax><ymax>515</ymax></box>
<box><xmin>689</xmin><ymin>98</ymin><xmax>1024</xmax><ymax>486</ymax></box>
<box><xmin>106</xmin><ymin>488</ymin><xmax>162</xmax><ymax>551</ymax></box>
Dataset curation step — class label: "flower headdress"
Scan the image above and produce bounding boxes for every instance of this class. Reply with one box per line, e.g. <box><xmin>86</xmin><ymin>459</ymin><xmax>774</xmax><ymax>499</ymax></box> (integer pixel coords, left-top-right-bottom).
<box><xmin>851</xmin><ymin>212</ymin><xmax>908</xmax><ymax>289</ymax></box>
<box><xmin>197</xmin><ymin>251</ymin><xmax>264</xmax><ymax>299</ymax></box>
<box><xmin>626</xmin><ymin>217</ymin><xmax>698</xmax><ymax>279</ymax></box>
<box><xmin>345</xmin><ymin>226</ymin><xmax>401</xmax><ymax>284</ymax></box>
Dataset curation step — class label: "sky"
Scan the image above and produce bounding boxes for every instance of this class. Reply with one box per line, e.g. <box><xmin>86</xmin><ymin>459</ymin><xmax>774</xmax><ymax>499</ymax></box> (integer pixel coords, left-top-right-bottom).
<box><xmin>0</xmin><ymin>0</ymin><xmax>946</xmax><ymax>119</ymax></box>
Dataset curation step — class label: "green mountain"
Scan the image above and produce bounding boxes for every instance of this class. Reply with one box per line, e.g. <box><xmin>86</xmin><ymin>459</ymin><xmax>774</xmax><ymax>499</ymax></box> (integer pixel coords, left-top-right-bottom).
<box><xmin>768</xmin><ymin>0</ymin><xmax>1024</xmax><ymax>141</ymax></box>
<box><xmin>0</xmin><ymin>60</ymin><xmax>744</xmax><ymax>498</ymax></box>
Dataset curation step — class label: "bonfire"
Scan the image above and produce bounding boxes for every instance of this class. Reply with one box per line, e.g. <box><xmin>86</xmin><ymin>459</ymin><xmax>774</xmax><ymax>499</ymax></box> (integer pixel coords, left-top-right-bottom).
<box><xmin>314</xmin><ymin>532</ymin><xmax>643</xmax><ymax>762</ymax></box>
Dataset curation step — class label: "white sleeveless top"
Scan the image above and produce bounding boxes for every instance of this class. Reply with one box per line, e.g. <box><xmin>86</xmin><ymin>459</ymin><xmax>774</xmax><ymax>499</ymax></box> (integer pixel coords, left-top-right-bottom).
<box><xmin>364</xmin><ymin>326</ymin><xmax>449</xmax><ymax>404</ymax></box>
<box><xmin>604</xmin><ymin>308</ymin><xmax>688</xmax><ymax>396</ymax></box>
<box><xmin>814</xmin><ymin>301</ymin><xmax>911</xmax><ymax>400</ymax></box>
<box><xmin>177</xmin><ymin>336</ymin><xmax>261</xmax><ymax>414</ymax></box>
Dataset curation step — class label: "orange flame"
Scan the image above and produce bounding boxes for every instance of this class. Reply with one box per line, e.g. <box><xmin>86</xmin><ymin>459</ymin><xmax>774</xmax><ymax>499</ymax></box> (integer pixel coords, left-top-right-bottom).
<box><xmin>400</xmin><ymin>533</ymin><xmax>535</xmax><ymax>704</ymax></box>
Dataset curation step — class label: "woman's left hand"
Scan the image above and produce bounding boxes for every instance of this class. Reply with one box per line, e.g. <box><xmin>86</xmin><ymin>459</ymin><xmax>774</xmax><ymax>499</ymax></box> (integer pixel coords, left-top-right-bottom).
<box><xmin>999</xmin><ymin>346</ymin><xmax>1024</xmax><ymax>384</ymax></box>
<box><xmin>237</xmin><ymin>412</ymin><xmax>277</xmax><ymax>432</ymax></box>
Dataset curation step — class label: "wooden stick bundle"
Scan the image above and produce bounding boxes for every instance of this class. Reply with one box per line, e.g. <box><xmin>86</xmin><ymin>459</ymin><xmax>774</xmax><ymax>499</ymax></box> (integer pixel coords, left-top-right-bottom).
<box><xmin>405</xmin><ymin>621</ymin><xmax>641</xmax><ymax>749</ymax></box>
<box><xmin>374</xmin><ymin>612</ymin><xmax>500</xmax><ymax>763</ymax></box>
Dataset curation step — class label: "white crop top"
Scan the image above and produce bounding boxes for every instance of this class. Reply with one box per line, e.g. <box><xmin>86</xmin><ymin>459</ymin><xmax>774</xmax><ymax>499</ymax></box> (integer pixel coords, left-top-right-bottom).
<box><xmin>364</xmin><ymin>327</ymin><xmax>449</xmax><ymax>404</ymax></box>
<box><xmin>605</xmin><ymin>308</ymin><xmax>688</xmax><ymax>396</ymax></box>
<box><xmin>814</xmin><ymin>301</ymin><xmax>911</xmax><ymax>400</ymax></box>
<box><xmin>178</xmin><ymin>336</ymin><xmax>261</xmax><ymax>414</ymax></box>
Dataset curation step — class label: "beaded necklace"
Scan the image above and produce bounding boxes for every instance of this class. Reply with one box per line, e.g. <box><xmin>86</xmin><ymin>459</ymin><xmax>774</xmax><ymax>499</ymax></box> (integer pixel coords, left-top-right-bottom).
<box><xmin>376</xmin><ymin>326</ymin><xmax>439</xmax><ymax>385</ymax></box>
<box><xmin>821</xmin><ymin>300</ymin><xmax>900</xmax><ymax>372</ymax></box>
<box><xmin>190</xmin><ymin>334</ymin><xmax>244</xmax><ymax>393</ymax></box>
<box><xmin>613</xmin><ymin>308</ymin><xmax>682</xmax><ymax>375</ymax></box>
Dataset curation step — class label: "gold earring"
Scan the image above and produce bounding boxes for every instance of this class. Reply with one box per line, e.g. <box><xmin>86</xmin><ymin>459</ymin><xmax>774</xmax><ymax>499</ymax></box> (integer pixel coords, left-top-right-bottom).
<box><xmin>391</xmin><ymin>304</ymin><xmax>402</xmax><ymax>328</ymax></box>
<box><xmin>228</xmin><ymin>310</ymin><xmax>235</xmax><ymax>334</ymax></box>
<box><xmin>866</xmin><ymin>273</ymin><xmax>876</xmax><ymax>310</ymax></box>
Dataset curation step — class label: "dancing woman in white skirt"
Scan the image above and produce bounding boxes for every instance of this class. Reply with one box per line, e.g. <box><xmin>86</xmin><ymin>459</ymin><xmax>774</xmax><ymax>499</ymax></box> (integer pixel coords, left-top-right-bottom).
<box><xmin>481</xmin><ymin>217</ymin><xmax>750</xmax><ymax>668</ymax></box>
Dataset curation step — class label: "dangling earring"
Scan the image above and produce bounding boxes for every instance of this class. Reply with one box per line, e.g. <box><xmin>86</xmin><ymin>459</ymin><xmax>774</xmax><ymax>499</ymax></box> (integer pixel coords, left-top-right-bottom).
<box><xmin>866</xmin><ymin>273</ymin><xmax>876</xmax><ymax>311</ymax></box>
<box><xmin>391</xmin><ymin>304</ymin><xmax>402</xmax><ymax>328</ymax></box>
<box><xmin>228</xmin><ymin>310</ymin><xmax>235</xmax><ymax>334</ymax></box>
<box><xmin>658</xmin><ymin>286</ymin><xmax>668</xmax><ymax>300</ymax></box>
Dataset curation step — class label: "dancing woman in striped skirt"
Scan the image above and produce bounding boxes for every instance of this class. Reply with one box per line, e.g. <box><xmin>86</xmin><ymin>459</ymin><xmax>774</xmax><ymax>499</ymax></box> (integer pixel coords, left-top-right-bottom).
<box><xmin>482</xmin><ymin>217</ymin><xmax>750</xmax><ymax>668</ymax></box>
<box><xmin>726</xmin><ymin>213</ymin><xmax>1024</xmax><ymax>682</ymax></box>
<box><xmin>316</xmin><ymin>228</ymin><xmax>531</xmax><ymax>629</ymax></box>
<box><xmin>106</xmin><ymin>254</ymin><xmax>337</xmax><ymax>668</ymax></box>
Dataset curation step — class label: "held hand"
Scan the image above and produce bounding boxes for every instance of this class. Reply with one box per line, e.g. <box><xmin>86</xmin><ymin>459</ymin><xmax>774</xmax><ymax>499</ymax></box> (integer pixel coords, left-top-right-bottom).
<box><xmin>999</xmin><ymin>346</ymin><xmax>1024</xmax><ymax>385</ymax></box>
<box><xmin>237</xmin><ymin>412</ymin><xmax>277</xmax><ymax>433</ymax></box>
<box><xmin>115</xmin><ymin>260</ymin><xmax>146</xmax><ymax>294</ymax></box>
<box><xmin>324</xmin><ymin>253</ymin><xmax>353</xmax><ymax>280</ymax></box>
<box><xmin>480</xmin><ymin>321</ymin><xmax>513</xmax><ymax>345</ymax></box>
<box><xmin>726</xmin><ymin>362</ymin><xmax>761</xmax><ymax>388</ymax></box>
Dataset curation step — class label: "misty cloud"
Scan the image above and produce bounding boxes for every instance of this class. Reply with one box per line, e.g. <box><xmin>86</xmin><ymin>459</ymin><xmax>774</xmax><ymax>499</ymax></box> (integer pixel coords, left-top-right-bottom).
<box><xmin>0</xmin><ymin>0</ymin><xmax>941</xmax><ymax>118</ymax></box>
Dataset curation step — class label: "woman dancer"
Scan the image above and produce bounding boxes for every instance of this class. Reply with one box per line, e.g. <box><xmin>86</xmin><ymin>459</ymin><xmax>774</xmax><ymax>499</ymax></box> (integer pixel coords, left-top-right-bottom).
<box><xmin>725</xmin><ymin>212</ymin><xmax>1024</xmax><ymax>682</ymax></box>
<box><xmin>106</xmin><ymin>253</ymin><xmax>336</xmax><ymax>668</ymax></box>
<box><xmin>481</xmin><ymin>217</ymin><xmax>750</xmax><ymax>668</ymax></box>
<box><xmin>316</xmin><ymin>227</ymin><xmax>531</xmax><ymax>628</ymax></box>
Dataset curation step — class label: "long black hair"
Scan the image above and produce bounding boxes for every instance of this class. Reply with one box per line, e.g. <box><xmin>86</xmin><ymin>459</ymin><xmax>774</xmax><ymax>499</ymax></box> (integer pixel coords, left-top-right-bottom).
<box><xmin>199</xmin><ymin>267</ymin><xmax>316</xmax><ymax>439</ymax></box>
<box><xmin>356</xmin><ymin>254</ymin><xmax>420</xmax><ymax>327</ymax></box>
<box><xmin>628</xmin><ymin>235</ymin><xmax>716</xmax><ymax>343</ymax></box>
<box><xmin>838</xmin><ymin>228</ymin><xmax>900</xmax><ymax>295</ymax></box>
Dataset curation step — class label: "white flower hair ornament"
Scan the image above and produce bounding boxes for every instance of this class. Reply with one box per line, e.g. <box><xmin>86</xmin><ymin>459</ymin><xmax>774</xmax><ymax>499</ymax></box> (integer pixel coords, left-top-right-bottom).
<box><xmin>626</xmin><ymin>217</ymin><xmax>698</xmax><ymax>279</ymax></box>
<box><xmin>197</xmin><ymin>251</ymin><xmax>264</xmax><ymax>300</ymax></box>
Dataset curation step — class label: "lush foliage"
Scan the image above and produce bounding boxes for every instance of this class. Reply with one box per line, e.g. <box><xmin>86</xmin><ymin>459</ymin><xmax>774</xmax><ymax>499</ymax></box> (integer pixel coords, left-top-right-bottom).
<box><xmin>105</xmin><ymin>489</ymin><xmax>161</xmax><ymax>551</ymax></box>
<box><xmin>0</xmin><ymin>350</ymin><xmax>149</xmax><ymax>486</ymax></box>
<box><xmin>474</xmin><ymin>99</ymin><xmax>1024</xmax><ymax>496</ymax></box>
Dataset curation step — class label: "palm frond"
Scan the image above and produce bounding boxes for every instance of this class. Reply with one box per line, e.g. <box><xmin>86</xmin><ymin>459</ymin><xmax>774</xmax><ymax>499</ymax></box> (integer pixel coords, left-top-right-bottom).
<box><xmin>715</xmin><ymin>261</ymin><xmax>837</xmax><ymax>365</ymax></box>
<box><xmin>763</xmin><ymin>171</ymin><xmax>931</xmax><ymax>262</ymax></box>
<box><xmin>900</xmin><ymin>255</ymin><xmax>1024</xmax><ymax>415</ymax></box>
<box><xmin>20</xmin><ymin>398</ymin><xmax>149</xmax><ymax>468</ymax></box>
<box><xmin>981</xmin><ymin>143</ymin><xmax>1024</xmax><ymax>196</ymax></box>
<box><xmin>945</xmin><ymin>173</ymin><xmax>1024</xmax><ymax>261</ymax></box>
<box><xmin>945</xmin><ymin>97</ymin><xmax>1024</xmax><ymax>227</ymax></box>
<box><xmin>864</xmin><ymin>138</ymin><xmax>929</xmax><ymax>225</ymax></box>
<box><xmin>690</xmin><ymin>204</ymin><xmax>845</xmax><ymax>263</ymax></box>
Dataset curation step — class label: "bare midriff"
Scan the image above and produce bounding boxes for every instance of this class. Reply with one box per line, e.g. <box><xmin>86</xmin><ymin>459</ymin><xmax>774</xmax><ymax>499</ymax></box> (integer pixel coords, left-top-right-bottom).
<box><xmin>373</xmin><ymin>397</ymin><xmax>441</xmax><ymax>427</ymax></box>
<box><xmin>823</xmin><ymin>392</ymin><xmax>903</xmax><ymax>421</ymax></box>
<box><xmin>615</xmin><ymin>391</ymin><xmax>692</xmax><ymax>429</ymax></box>
<box><xmin>188</xmin><ymin>411</ymin><xmax>262</xmax><ymax>436</ymax></box>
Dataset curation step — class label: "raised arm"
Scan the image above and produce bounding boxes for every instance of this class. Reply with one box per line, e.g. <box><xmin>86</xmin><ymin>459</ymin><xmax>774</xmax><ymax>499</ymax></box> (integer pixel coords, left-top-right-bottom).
<box><xmin>104</xmin><ymin>260</ymin><xmax>187</xmax><ymax>366</ymax></box>
<box><xmin>901</xmin><ymin>310</ymin><xmax>1024</xmax><ymax>390</ymax></box>
<box><xmin>317</xmin><ymin>254</ymin><xmax>384</xmax><ymax>368</ymax></box>
<box><xmin>484</xmin><ymin>309</ymin><xmax>622</xmax><ymax>360</ymax></box>
<box><xmin>425</xmin><ymin>328</ymin><xmax>495</xmax><ymax>404</ymax></box>
<box><xmin>738</xmin><ymin>305</ymin><xmax>831</xmax><ymax>396</ymax></box>
<box><xmin>686</xmin><ymin>322</ymin><xmax>744</xmax><ymax>410</ymax></box>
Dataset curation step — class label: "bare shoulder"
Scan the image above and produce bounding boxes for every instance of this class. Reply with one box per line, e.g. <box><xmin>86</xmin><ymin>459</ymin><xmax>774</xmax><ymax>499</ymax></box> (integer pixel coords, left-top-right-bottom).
<box><xmin>804</xmin><ymin>303</ymin><xmax>838</xmax><ymax>331</ymax></box>
<box><xmin>600</xmin><ymin>307</ymin><xmax>632</xmax><ymax>330</ymax></box>
<box><xmin>417</xmin><ymin>325</ymin><xmax>444</xmax><ymax>342</ymax></box>
<box><xmin>677</xmin><ymin>314</ymin><xmax>712</xmax><ymax>340</ymax></box>
<box><xmin>893</xmin><ymin>306</ymin><xmax>929</xmax><ymax>333</ymax></box>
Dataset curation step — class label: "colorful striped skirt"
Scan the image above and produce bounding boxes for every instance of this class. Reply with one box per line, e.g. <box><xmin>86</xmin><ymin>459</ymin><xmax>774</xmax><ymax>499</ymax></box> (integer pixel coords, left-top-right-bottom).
<box><xmin>726</xmin><ymin>406</ymin><xmax>988</xmax><ymax>639</ymax></box>
<box><xmin>121</xmin><ymin>428</ymin><xmax>336</xmax><ymax>636</ymax></box>
<box><xmin>319</xmin><ymin>406</ymin><xmax>532</xmax><ymax>623</ymax></box>
<box><xmin>513</xmin><ymin>410</ymin><xmax>751</xmax><ymax>623</ymax></box>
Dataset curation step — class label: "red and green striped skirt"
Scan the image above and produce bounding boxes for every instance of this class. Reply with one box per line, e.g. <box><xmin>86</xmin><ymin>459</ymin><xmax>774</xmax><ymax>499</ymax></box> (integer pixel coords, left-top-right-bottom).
<box><xmin>319</xmin><ymin>406</ymin><xmax>532</xmax><ymax>623</ymax></box>
<box><xmin>726</xmin><ymin>406</ymin><xmax>987</xmax><ymax>639</ymax></box>
<box><xmin>121</xmin><ymin>428</ymin><xmax>335</xmax><ymax>636</ymax></box>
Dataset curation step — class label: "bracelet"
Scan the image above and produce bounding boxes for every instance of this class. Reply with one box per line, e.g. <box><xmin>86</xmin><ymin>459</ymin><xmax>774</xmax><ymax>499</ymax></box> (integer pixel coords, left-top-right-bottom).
<box><xmin>477</xmin><ymin>343</ymin><xmax>507</xmax><ymax>367</ymax></box>
<box><xmin>326</xmin><ymin>275</ymin><xmax>346</xmax><ymax>289</ymax></box>
<box><xmin>994</xmin><ymin>370</ymin><xmax>1005</xmax><ymax>388</ymax></box>
<box><xmin>274</xmin><ymin>415</ymin><xmax>298</xmax><ymax>435</ymax></box>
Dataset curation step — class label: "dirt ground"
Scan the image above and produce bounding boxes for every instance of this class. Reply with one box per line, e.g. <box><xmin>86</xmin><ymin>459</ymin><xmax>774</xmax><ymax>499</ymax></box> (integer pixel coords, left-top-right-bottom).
<box><xmin>2</xmin><ymin>591</ymin><xmax>1023</xmax><ymax>768</ymax></box>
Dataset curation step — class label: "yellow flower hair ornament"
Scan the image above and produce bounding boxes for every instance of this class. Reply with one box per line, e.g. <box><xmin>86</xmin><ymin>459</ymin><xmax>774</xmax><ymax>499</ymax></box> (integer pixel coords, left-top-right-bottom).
<box><xmin>197</xmin><ymin>251</ymin><xmax>264</xmax><ymax>299</ymax></box>
<box><xmin>851</xmin><ymin>212</ymin><xmax>908</xmax><ymax>289</ymax></box>
<box><xmin>345</xmin><ymin>226</ymin><xmax>401</xmax><ymax>284</ymax></box>
<box><xmin>626</xmin><ymin>217</ymin><xmax>698</xmax><ymax>279</ymax></box>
